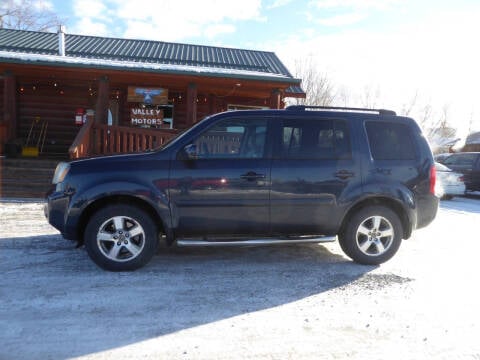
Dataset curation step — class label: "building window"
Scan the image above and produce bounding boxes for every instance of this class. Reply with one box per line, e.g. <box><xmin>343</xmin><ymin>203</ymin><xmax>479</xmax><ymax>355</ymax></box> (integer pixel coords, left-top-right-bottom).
<box><xmin>227</xmin><ymin>104</ymin><xmax>268</xmax><ymax>111</ymax></box>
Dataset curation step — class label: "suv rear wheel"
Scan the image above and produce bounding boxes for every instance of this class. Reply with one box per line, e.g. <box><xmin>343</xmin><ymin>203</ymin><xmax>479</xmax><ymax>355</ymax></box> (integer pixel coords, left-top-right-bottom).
<box><xmin>339</xmin><ymin>206</ymin><xmax>403</xmax><ymax>265</ymax></box>
<box><xmin>84</xmin><ymin>205</ymin><xmax>158</xmax><ymax>271</ymax></box>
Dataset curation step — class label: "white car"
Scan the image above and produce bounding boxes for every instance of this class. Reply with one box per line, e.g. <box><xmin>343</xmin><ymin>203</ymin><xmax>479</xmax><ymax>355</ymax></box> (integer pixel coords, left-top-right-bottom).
<box><xmin>435</xmin><ymin>162</ymin><xmax>466</xmax><ymax>200</ymax></box>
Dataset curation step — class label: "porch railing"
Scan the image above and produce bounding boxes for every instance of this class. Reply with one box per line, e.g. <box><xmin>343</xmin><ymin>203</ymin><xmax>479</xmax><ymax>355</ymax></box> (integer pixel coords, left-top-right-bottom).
<box><xmin>69</xmin><ymin>121</ymin><xmax>179</xmax><ymax>159</ymax></box>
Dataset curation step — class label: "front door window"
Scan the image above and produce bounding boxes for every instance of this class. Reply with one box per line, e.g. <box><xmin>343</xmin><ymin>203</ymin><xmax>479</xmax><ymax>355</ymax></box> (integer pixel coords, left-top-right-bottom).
<box><xmin>193</xmin><ymin>117</ymin><xmax>267</xmax><ymax>159</ymax></box>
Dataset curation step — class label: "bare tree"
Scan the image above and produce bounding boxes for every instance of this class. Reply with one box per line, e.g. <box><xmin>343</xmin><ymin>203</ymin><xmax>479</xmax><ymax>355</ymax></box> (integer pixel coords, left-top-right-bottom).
<box><xmin>428</xmin><ymin>104</ymin><xmax>456</xmax><ymax>139</ymax></box>
<box><xmin>292</xmin><ymin>57</ymin><xmax>336</xmax><ymax>106</ymax></box>
<box><xmin>360</xmin><ymin>85</ymin><xmax>381</xmax><ymax>108</ymax></box>
<box><xmin>0</xmin><ymin>0</ymin><xmax>62</xmax><ymax>32</ymax></box>
<box><xmin>336</xmin><ymin>86</ymin><xmax>350</xmax><ymax>107</ymax></box>
<box><xmin>418</xmin><ymin>103</ymin><xmax>433</xmax><ymax>131</ymax></box>
<box><xmin>467</xmin><ymin>110</ymin><xmax>475</xmax><ymax>134</ymax></box>
<box><xmin>400</xmin><ymin>91</ymin><xmax>419</xmax><ymax>117</ymax></box>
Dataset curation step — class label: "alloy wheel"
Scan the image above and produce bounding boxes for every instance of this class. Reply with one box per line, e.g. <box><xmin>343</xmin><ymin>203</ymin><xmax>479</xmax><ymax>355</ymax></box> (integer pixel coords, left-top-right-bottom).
<box><xmin>96</xmin><ymin>215</ymin><xmax>146</xmax><ymax>262</ymax></box>
<box><xmin>355</xmin><ymin>215</ymin><xmax>394</xmax><ymax>256</ymax></box>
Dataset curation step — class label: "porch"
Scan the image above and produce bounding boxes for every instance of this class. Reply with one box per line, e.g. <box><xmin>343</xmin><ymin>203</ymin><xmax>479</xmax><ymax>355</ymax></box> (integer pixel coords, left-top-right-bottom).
<box><xmin>68</xmin><ymin>119</ymin><xmax>179</xmax><ymax>159</ymax></box>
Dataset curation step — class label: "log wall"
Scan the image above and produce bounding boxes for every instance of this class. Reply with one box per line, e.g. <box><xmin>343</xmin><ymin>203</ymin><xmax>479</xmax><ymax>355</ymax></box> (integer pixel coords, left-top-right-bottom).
<box><xmin>16</xmin><ymin>80</ymin><xmax>94</xmax><ymax>157</ymax></box>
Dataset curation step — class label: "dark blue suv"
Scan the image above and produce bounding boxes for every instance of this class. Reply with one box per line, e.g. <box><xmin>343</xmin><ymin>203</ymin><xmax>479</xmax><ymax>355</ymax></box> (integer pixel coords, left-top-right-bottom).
<box><xmin>45</xmin><ymin>106</ymin><xmax>439</xmax><ymax>271</ymax></box>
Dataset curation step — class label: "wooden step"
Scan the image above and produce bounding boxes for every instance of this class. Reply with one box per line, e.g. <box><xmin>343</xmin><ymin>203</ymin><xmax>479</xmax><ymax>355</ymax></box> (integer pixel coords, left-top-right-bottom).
<box><xmin>0</xmin><ymin>157</ymin><xmax>59</xmax><ymax>199</ymax></box>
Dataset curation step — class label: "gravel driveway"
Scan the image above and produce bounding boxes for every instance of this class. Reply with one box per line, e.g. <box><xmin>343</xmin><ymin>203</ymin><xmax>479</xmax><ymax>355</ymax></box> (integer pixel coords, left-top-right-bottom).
<box><xmin>1</xmin><ymin>198</ymin><xmax>480</xmax><ymax>360</ymax></box>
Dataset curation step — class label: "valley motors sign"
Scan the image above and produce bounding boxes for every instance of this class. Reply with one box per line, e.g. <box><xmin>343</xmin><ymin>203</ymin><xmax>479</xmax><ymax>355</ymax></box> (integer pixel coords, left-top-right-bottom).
<box><xmin>127</xmin><ymin>87</ymin><xmax>168</xmax><ymax>105</ymax></box>
<box><xmin>131</xmin><ymin>108</ymin><xmax>164</xmax><ymax>126</ymax></box>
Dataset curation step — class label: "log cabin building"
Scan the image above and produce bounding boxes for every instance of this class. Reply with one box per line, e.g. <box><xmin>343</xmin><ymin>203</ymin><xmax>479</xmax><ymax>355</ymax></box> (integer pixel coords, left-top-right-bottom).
<box><xmin>0</xmin><ymin>27</ymin><xmax>304</xmax><ymax>160</ymax></box>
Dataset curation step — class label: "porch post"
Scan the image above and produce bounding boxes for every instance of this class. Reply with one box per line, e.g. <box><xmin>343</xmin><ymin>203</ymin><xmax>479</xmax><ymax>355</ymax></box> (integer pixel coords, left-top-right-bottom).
<box><xmin>186</xmin><ymin>82</ymin><xmax>197</xmax><ymax>126</ymax></box>
<box><xmin>269</xmin><ymin>88</ymin><xmax>281</xmax><ymax>109</ymax></box>
<box><xmin>3</xmin><ymin>71</ymin><xmax>17</xmax><ymax>140</ymax></box>
<box><xmin>208</xmin><ymin>94</ymin><xmax>216</xmax><ymax>115</ymax></box>
<box><xmin>95</xmin><ymin>76</ymin><xmax>110</xmax><ymax>124</ymax></box>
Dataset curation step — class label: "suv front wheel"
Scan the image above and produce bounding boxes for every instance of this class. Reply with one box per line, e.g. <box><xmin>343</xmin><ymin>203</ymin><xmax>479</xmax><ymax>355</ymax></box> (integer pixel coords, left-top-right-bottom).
<box><xmin>84</xmin><ymin>205</ymin><xmax>158</xmax><ymax>271</ymax></box>
<box><xmin>339</xmin><ymin>206</ymin><xmax>403</xmax><ymax>265</ymax></box>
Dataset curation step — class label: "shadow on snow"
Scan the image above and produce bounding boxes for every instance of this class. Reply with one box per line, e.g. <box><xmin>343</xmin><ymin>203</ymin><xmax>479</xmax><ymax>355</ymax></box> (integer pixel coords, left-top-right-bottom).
<box><xmin>0</xmin><ymin>234</ymin><xmax>376</xmax><ymax>359</ymax></box>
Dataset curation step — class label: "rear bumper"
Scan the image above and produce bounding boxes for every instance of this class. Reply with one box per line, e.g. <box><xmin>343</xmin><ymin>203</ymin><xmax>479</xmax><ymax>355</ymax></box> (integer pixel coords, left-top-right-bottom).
<box><xmin>443</xmin><ymin>183</ymin><xmax>466</xmax><ymax>196</ymax></box>
<box><xmin>415</xmin><ymin>194</ymin><xmax>439</xmax><ymax>230</ymax></box>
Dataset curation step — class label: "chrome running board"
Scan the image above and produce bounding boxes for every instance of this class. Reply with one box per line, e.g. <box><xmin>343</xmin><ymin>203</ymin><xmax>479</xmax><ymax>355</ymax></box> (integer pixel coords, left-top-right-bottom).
<box><xmin>176</xmin><ymin>236</ymin><xmax>336</xmax><ymax>247</ymax></box>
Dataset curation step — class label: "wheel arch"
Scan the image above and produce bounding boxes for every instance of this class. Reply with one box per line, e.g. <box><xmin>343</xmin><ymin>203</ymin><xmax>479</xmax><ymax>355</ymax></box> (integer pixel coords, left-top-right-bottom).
<box><xmin>339</xmin><ymin>196</ymin><xmax>412</xmax><ymax>240</ymax></box>
<box><xmin>76</xmin><ymin>195</ymin><xmax>167</xmax><ymax>245</ymax></box>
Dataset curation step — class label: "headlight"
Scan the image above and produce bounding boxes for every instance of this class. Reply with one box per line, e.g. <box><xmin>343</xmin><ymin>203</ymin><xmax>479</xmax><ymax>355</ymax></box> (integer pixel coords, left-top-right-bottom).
<box><xmin>52</xmin><ymin>162</ymin><xmax>70</xmax><ymax>184</ymax></box>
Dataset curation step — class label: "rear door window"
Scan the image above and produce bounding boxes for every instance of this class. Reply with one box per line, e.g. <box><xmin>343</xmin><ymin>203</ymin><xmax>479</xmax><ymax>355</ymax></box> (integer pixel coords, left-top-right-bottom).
<box><xmin>365</xmin><ymin>121</ymin><xmax>416</xmax><ymax>160</ymax></box>
<box><xmin>280</xmin><ymin>118</ymin><xmax>351</xmax><ymax>159</ymax></box>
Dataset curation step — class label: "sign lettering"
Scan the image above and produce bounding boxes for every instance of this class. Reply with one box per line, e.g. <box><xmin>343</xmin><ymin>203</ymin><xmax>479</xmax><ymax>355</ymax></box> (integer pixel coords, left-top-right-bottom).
<box><xmin>130</xmin><ymin>108</ymin><xmax>165</xmax><ymax>126</ymax></box>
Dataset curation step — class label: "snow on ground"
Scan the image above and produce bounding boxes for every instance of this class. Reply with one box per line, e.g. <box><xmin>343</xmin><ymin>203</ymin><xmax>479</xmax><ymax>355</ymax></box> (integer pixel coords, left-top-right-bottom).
<box><xmin>1</xmin><ymin>196</ymin><xmax>480</xmax><ymax>360</ymax></box>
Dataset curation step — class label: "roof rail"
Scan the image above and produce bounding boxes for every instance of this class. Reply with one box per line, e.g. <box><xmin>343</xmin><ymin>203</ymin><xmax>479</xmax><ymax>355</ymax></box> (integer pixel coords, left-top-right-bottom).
<box><xmin>285</xmin><ymin>105</ymin><xmax>396</xmax><ymax>116</ymax></box>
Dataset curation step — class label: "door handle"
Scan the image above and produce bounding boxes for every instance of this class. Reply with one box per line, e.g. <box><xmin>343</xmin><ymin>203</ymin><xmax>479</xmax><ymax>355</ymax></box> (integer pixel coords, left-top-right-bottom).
<box><xmin>334</xmin><ymin>170</ymin><xmax>355</xmax><ymax>180</ymax></box>
<box><xmin>241</xmin><ymin>171</ymin><xmax>266</xmax><ymax>181</ymax></box>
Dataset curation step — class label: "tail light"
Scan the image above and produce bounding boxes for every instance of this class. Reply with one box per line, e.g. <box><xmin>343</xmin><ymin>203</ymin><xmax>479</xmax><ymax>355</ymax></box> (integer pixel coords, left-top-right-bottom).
<box><xmin>429</xmin><ymin>165</ymin><xmax>436</xmax><ymax>195</ymax></box>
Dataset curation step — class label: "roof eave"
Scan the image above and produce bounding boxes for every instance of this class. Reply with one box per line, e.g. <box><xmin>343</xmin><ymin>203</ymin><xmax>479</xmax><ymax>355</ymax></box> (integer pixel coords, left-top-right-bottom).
<box><xmin>0</xmin><ymin>52</ymin><xmax>302</xmax><ymax>86</ymax></box>
<box><xmin>284</xmin><ymin>92</ymin><xmax>306</xmax><ymax>99</ymax></box>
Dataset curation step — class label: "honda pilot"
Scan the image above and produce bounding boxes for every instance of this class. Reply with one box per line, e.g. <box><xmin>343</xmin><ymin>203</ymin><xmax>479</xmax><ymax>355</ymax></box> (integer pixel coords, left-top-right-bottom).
<box><xmin>45</xmin><ymin>106</ymin><xmax>439</xmax><ymax>271</ymax></box>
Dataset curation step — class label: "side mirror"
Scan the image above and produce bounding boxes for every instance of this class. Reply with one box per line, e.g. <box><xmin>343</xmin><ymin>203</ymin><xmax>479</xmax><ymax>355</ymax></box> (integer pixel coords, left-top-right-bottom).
<box><xmin>178</xmin><ymin>143</ymin><xmax>198</xmax><ymax>160</ymax></box>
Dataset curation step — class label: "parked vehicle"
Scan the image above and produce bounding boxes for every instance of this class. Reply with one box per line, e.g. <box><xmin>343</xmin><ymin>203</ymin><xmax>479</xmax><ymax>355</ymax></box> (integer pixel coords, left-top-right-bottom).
<box><xmin>434</xmin><ymin>153</ymin><xmax>452</xmax><ymax>163</ymax></box>
<box><xmin>438</xmin><ymin>152</ymin><xmax>480</xmax><ymax>193</ymax></box>
<box><xmin>435</xmin><ymin>162</ymin><xmax>465</xmax><ymax>200</ymax></box>
<box><xmin>45</xmin><ymin>106</ymin><xmax>439</xmax><ymax>271</ymax></box>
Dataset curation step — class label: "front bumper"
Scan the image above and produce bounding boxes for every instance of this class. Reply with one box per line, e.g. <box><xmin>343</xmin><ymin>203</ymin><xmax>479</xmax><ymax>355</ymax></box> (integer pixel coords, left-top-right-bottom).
<box><xmin>45</xmin><ymin>188</ymin><xmax>77</xmax><ymax>240</ymax></box>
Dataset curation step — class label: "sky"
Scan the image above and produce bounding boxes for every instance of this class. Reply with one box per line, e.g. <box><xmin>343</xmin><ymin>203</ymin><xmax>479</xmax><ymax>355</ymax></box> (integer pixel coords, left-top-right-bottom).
<box><xmin>45</xmin><ymin>0</ymin><xmax>480</xmax><ymax>138</ymax></box>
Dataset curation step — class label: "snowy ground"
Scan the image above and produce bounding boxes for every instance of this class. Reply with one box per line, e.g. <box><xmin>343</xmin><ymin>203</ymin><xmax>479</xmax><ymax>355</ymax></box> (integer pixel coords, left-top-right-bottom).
<box><xmin>1</xmin><ymin>196</ymin><xmax>480</xmax><ymax>360</ymax></box>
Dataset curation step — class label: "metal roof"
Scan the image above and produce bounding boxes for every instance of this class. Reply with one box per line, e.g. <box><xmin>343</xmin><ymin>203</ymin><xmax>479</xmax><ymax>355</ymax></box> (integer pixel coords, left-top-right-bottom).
<box><xmin>0</xmin><ymin>28</ymin><xmax>304</xmax><ymax>95</ymax></box>
<box><xmin>466</xmin><ymin>131</ymin><xmax>480</xmax><ymax>145</ymax></box>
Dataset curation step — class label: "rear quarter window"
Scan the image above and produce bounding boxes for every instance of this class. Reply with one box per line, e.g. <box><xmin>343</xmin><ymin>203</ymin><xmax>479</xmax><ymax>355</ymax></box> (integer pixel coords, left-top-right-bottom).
<box><xmin>365</xmin><ymin>121</ymin><xmax>417</xmax><ymax>160</ymax></box>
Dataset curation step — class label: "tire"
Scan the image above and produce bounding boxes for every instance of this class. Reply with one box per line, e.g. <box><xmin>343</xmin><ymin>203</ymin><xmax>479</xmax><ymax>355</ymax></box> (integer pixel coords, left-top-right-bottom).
<box><xmin>339</xmin><ymin>206</ymin><xmax>403</xmax><ymax>265</ymax></box>
<box><xmin>84</xmin><ymin>205</ymin><xmax>158</xmax><ymax>271</ymax></box>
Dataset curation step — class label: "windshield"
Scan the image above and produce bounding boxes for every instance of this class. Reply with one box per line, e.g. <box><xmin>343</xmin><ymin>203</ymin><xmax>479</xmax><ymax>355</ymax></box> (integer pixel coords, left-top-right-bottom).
<box><xmin>444</xmin><ymin>154</ymin><xmax>477</xmax><ymax>167</ymax></box>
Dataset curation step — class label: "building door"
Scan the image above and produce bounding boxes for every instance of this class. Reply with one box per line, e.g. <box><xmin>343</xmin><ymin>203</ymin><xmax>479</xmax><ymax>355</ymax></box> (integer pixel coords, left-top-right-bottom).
<box><xmin>108</xmin><ymin>99</ymin><xmax>119</xmax><ymax>126</ymax></box>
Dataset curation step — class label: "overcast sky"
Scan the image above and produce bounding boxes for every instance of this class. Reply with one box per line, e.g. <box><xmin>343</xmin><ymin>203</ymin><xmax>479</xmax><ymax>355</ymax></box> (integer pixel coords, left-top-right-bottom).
<box><xmin>48</xmin><ymin>0</ymin><xmax>480</xmax><ymax>137</ymax></box>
